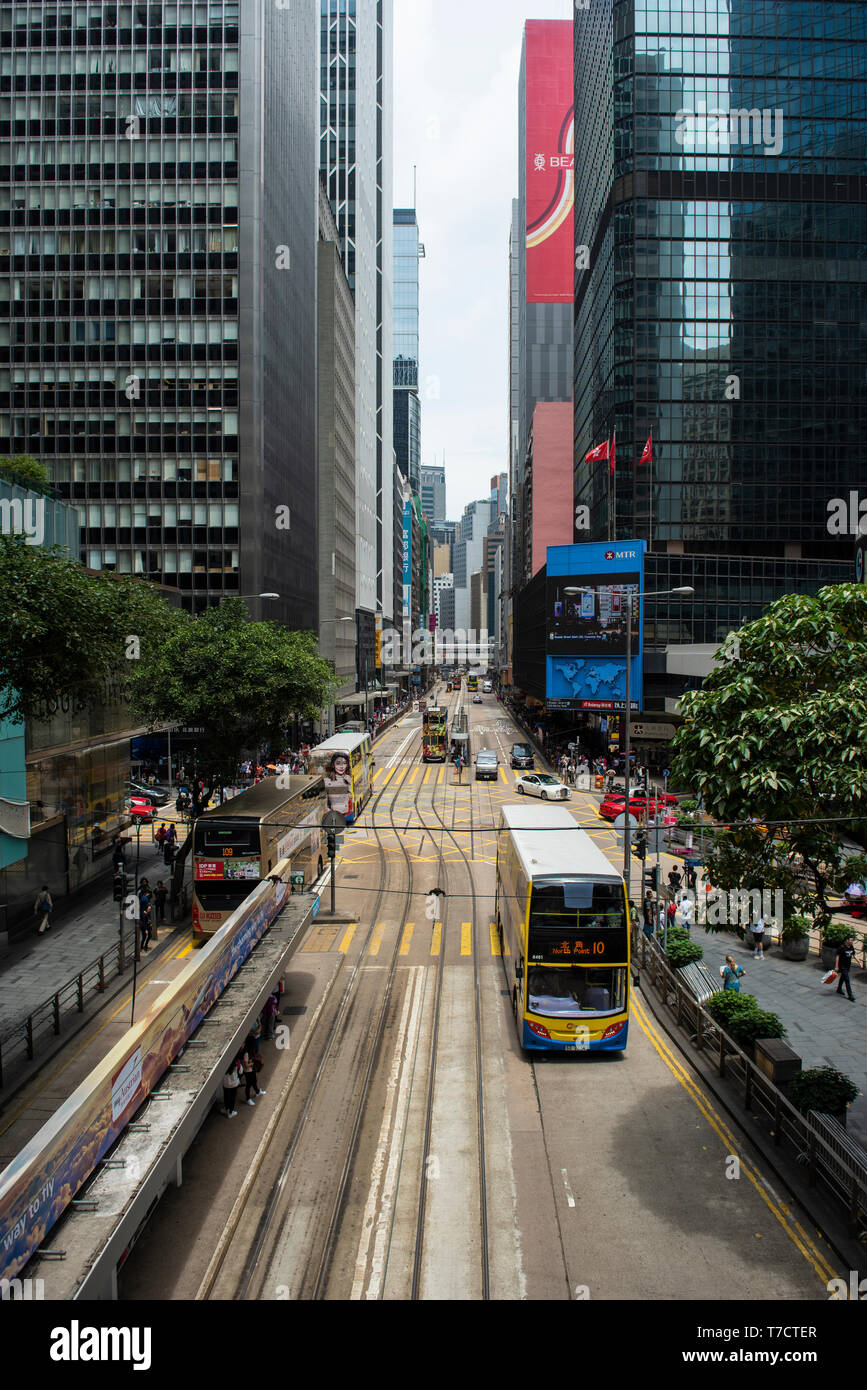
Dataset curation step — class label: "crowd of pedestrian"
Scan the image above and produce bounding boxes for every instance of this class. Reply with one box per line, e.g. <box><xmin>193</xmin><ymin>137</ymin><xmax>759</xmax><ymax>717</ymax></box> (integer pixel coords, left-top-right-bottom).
<box><xmin>220</xmin><ymin>985</ymin><xmax>283</xmax><ymax>1117</ymax></box>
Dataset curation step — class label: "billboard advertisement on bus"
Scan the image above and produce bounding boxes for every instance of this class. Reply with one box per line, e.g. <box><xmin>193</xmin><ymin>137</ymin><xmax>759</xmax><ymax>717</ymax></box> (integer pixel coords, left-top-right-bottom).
<box><xmin>525</xmin><ymin>19</ymin><xmax>574</xmax><ymax>304</ymax></box>
<box><xmin>545</xmin><ymin>541</ymin><xmax>646</xmax><ymax>711</ymax></box>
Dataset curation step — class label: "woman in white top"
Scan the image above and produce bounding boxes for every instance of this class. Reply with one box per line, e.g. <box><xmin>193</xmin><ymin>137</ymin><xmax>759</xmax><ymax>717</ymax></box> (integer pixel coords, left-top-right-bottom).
<box><xmin>751</xmin><ymin>914</ymin><xmax>765</xmax><ymax>959</ymax></box>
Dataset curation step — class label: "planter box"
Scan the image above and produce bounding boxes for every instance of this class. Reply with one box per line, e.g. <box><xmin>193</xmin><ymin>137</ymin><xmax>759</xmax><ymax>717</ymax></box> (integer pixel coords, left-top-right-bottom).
<box><xmin>782</xmin><ymin>937</ymin><xmax>809</xmax><ymax>961</ymax></box>
<box><xmin>754</xmin><ymin>1038</ymin><xmax>802</xmax><ymax>1086</ymax></box>
<box><xmin>820</xmin><ymin>944</ymin><xmax>841</xmax><ymax>969</ymax></box>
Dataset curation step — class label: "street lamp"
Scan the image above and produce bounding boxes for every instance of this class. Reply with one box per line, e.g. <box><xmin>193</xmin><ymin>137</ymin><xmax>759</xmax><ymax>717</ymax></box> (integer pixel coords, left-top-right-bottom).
<box><xmin>566</xmin><ymin>584</ymin><xmax>695</xmax><ymax>906</ymax></box>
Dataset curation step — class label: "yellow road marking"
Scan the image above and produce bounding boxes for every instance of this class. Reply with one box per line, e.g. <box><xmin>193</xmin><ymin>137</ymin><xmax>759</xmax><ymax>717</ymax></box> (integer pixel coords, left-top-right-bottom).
<box><xmin>399</xmin><ymin>923</ymin><xmax>414</xmax><ymax>955</ymax></box>
<box><xmin>409</xmin><ymin>767</ymin><xmax>419</xmax><ymax>784</ymax></box>
<box><xmin>437</xmin><ymin>767</ymin><xmax>444</xmax><ymax>785</ymax></box>
<box><xmin>338</xmin><ymin>923</ymin><xmax>357</xmax><ymax>953</ymax></box>
<box><xmin>632</xmin><ymin>995</ymin><xmax>838</xmax><ymax>1287</ymax></box>
<box><xmin>177</xmin><ymin>943</ymin><xmax>193</xmax><ymax>959</ymax></box>
<box><xmin>461</xmin><ymin>923</ymin><xmax>472</xmax><ymax>955</ymax></box>
<box><xmin>378</xmin><ymin>768</ymin><xmax>395</xmax><ymax>789</ymax></box>
<box><xmin>499</xmin><ymin>767</ymin><xmax>507</xmax><ymax>784</ymax></box>
<box><xmin>489</xmin><ymin>922</ymin><xmax>501</xmax><ymax>955</ymax></box>
<box><xmin>431</xmin><ymin>922</ymin><xmax>442</xmax><ymax>955</ymax></box>
<box><xmin>424</xmin><ymin>767</ymin><xmax>432</xmax><ymax>785</ymax></box>
<box><xmin>369</xmin><ymin>922</ymin><xmax>386</xmax><ymax>956</ymax></box>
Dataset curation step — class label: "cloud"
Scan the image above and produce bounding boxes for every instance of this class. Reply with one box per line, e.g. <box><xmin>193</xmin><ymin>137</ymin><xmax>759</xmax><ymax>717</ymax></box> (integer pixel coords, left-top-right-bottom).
<box><xmin>394</xmin><ymin>0</ymin><xmax>572</xmax><ymax>519</ymax></box>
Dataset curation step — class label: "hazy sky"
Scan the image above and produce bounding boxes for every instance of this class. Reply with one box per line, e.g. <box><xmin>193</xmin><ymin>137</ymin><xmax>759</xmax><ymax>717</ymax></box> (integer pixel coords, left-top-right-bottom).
<box><xmin>393</xmin><ymin>0</ymin><xmax>572</xmax><ymax>523</ymax></box>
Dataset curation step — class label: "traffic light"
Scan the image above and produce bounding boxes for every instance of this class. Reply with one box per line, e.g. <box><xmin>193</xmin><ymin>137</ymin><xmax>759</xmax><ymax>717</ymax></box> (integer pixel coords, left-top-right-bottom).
<box><xmin>633</xmin><ymin>829</ymin><xmax>648</xmax><ymax>860</ymax></box>
<box><xmin>326</xmin><ymin>831</ymin><xmax>337</xmax><ymax>856</ymax></box>
<box><xmin>644</xmin><ymin>864</ymin><xmax>658</xmax><ymax>891</ymax></box>
<box><xmin>113</xmin><ymin>870</ymin><xmax>128</xmax><ymax>902</ymax></box>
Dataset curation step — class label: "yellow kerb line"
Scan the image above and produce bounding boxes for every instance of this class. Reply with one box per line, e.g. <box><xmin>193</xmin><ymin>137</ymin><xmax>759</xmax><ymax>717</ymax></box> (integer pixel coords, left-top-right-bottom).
<box><xmin>430</xmin><ymin>922</ymin><xmax>442</xmax><ymax>955</ymax></box>
<box><xmin>632</xmin><ymin>995</ymin><xmax>839</xmax><ymax>1287</ymax></box>
<box><xmin>461</xmin><ymin>923</ymin><xmax>472</xmax><ymax>955</ymax></box>
<box><xmin>399</xmin><ymin>923</ymin><xmax>414</xmax><ymax>955</ymax></box>
<box><xmin>489</xmin><ymin>922</ymin><xmax>501</xmax><ymax>955</ymax></box>
<box><xmin>338</xmin><ymin>923</ymin><xmax>357</xmax><ymax>953</ymax></box>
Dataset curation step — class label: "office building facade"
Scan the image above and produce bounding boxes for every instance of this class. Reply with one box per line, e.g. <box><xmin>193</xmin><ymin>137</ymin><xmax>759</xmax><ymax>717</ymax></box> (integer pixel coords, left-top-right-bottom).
<box><xmin>320</xmin><ymin>0</ymin><xmax>394</xmax><ymax>621</ymax></box>
<box><xmin>420</xmin><ymin>462</ymin><xmax>445</xmax><ymax>525</ymax></box>
<box><xmin>572</xmin><ymin>0</ymin><xmax>859</xmax><ymax>679</ymax></box>
<box><xmin>0</xmin><ymin>1</ymin><xmax>320</xmax><ymax>631</ymax></box>
<box><xmin>393</xmin><ymin>207</ymin><xmax>423</xmax><ymax>494</ymax></box>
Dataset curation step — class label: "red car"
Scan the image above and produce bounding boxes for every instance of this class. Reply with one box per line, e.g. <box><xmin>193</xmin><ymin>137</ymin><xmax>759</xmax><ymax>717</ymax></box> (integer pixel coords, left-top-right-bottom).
<box><xmin>599</xmin><ymin>792</ymin><xmax>677</xmax><ymax>822</ymax></box>
<box><xmin>127</xmin><ymin>796</ymin><xmax>155</xmax><ymax>822</ymax></box>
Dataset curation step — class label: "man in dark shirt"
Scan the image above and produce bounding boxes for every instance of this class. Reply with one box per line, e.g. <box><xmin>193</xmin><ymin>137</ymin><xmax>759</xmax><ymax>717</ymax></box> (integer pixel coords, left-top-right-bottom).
<box><xmin>836</xmin><ymin>935</ymin><xmax>856</xmax><ymax>1002</ymax></box>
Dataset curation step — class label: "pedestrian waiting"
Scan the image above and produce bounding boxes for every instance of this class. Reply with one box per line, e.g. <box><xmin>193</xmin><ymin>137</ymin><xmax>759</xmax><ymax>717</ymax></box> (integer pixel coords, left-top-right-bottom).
<box><xmin>750</xmin><ymin>912</ymin><xmax>765</xmax><ymax>960</ymax></box>
<box><xmin>154</xmin><ymin>880</ymin><xmax>168</xmax><ymax>925</ymax></box>
<box><xmin>221</xmin><ymin>1058</ymin><xmax>242</xmax><ymax>1118</ymax></box>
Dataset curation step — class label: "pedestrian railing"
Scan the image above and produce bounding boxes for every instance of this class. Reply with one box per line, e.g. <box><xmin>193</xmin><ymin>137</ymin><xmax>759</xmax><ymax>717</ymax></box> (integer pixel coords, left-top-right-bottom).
<box><xmin>634</xmin><ymin>928</ymin><xmax>867</xmax><ymax>1237</ymax></box>
<box><xmin>0</xmin><ymin>925</ymin><xmax>138</xmax><ymax>1093</ymax></box>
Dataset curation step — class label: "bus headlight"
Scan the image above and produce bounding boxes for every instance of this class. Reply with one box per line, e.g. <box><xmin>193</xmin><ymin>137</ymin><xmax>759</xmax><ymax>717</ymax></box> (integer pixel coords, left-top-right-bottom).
<box><xmin>602</xmin><ymin>1021</ymin><xmax>626</xmax><ymax>1040</ymax></box>
<box><xmin>527</xmin><ymin>1021</ymin><xmax>551</xmax><ymax>1040</ymax></box>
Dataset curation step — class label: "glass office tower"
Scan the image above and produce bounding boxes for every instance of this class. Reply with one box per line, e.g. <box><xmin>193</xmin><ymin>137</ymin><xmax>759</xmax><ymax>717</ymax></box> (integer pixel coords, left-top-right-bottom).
<box><xmin>573</xmin><ymin>0</ymin><xmax>861</xmax><ymax>657</ymax></box>
<box><xmin>393</xmin><ymin>206</ymin><xmax>422</xmax><ymax>495</ymax></box>
<box><xmin>0</xmin><ymin>1</ymin><xmax>319</xmax><ymax>629</ymax></box>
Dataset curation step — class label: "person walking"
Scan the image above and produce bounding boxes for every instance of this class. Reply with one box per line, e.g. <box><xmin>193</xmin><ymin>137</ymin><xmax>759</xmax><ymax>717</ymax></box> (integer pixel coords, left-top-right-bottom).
<box><xmin>835</xmin><ymin>934</ymin><xmax>856</xmax><ymax>1002</ymax></box>
<box><xmin>455</xmin><ymin>752</ymin><xmax>464</xmax><ymax>783</ymax></box>
<box><xmin>668</xmin><ymin>867</ymin><xmax>683</xmax><ymax>897</ymax></box>
<box><xmin>721</xmin><ymin>955</ymin><xmax>746</xmax><ymax>991</ymax></box>
<box><xmin>685</xmin><ymin>862</ymin><xmax>697</xmax><ymax>892</ymax></box>
<box><xmin>751</xmin><ymin>912</ymin><xmax>765</xmax><ymax>960</ymax></box>
<box><xmin>240</xmin><ymin>1045</ymin><xmax>265</xmax><ymax>1105</ymax></box>
<box><xmin>34</xmin><ymin>885</ymin><xmax>53</xmax><ymax>935</ymax></box>
<box><xmin>221</xmin><ymin>1058</ymin><xmax>242</xmax><ymax>1117</ymax></box>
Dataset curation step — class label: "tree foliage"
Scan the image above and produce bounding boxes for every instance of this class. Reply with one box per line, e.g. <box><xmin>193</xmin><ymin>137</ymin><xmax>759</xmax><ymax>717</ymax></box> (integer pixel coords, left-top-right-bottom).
<box><xmin>128</xmin><ymin>597</ymin><xmax>336</xmax><ymax>805</ymax></box>
<box><xmin>0</xmin><ymin>453</ymin><xmax>52</xmax><ymax>494</ymax></box>
<box><xmin>0</xmin><ymin>534</ymin><xmax>178</xmax><ymax>722</ymax></box>
<box><xmin>670</xmin><ymin>585</ymin><xmax>867</xmax><ymax>922</ymax></box>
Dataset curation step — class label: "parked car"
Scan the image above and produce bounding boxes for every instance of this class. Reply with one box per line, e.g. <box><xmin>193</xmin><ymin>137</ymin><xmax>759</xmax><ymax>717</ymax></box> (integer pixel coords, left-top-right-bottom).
<box><xmin>127</xmin><ymin>796</ymin><xmax>155</xmax><ymax>822</ymax></box>
<box><xmin>475</xmin><ymin>749</ymin><xmax>499</xmax><ymax>781</ymax></box>
<box><xmin>472</xmin><ymin>692</ymin><xmax>483</xmax><ymax>704</ymax></box>
<box><xmin>510</xmin><ymin>742</ymin><xmax>535</xmax><ymax>770</ymax></box>
<box><xmin>598</xmin><ymin>792</ymin><xmax>676</xmax><ymax>821</ymax></box>
<box><xmin>515</xmin><ymin>772</ymin><xmax>570</xmax><ymax>801</ymax></box>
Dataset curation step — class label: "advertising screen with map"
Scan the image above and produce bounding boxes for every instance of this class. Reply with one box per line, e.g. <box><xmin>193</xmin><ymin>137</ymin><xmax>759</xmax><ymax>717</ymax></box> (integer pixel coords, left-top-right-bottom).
<box><xmin>545</xmin><ymin>540</ymin><xmax>645</xmax><ymax>711</ymax></box>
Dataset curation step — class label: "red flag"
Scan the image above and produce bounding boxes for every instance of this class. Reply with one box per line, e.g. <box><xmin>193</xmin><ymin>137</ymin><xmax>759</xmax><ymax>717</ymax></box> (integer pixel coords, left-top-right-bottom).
<box><xmin>638</xmin><ymin>432</ymin><xmax>652</xmax><ymax>467</ymax></box>
<box><xmin>584</xmin><ymin>439</ymin><xmax>609</xmax><ymax>465</ymax></box>
<box><xmin>610</xmin><ymin>430</ymin><xmax>616</xmax><ymax>477</ymax></box>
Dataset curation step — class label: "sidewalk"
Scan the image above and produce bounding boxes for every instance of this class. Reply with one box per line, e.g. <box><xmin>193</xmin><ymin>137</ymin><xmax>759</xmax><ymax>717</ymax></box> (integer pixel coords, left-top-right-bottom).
<box><xmin>0</xmin><ymin>822</ymin><xmax>183</xmax><ymax>1037</ymax></box>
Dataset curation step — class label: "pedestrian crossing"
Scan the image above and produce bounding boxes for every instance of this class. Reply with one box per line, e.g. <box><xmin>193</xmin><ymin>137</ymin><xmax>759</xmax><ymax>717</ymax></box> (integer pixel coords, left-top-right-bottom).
<box><xmin>300</xmin><ymin>920</ymin><xmax>510</xmax><ymax>958</ymax></box>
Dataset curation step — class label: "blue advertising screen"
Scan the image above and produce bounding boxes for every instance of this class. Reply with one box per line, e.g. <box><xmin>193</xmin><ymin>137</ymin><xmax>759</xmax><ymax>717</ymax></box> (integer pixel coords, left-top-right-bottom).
<box><xmin>545</xmin><ymin>541</ymin><xmax>645</xmax><ymax>711</ymax></box>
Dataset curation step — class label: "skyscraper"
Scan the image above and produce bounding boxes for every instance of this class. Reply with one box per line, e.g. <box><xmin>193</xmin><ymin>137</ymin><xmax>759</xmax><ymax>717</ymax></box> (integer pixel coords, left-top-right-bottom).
<box><xmin>0</xmin><ymin>1</ymin><xmax>320</xmax><ymax>631</ymax></box>
<box><xmin>320</xmin><ymin>0</ymin><xmax>394</xmax><ymax>622</ymax></box>
<box><xmin>572</xmin><ymin>0</ymin><xmax>859</xmax><ymax>699</ymax></box>
<box><xmin>420</xmin><ymin>463</ymin><xmax>446</xmax><ymax>524</ymax></box>
<box><xmin>393</xmin><ymin>207</ymin><xmax>423</xmax><ymax>495</ymax></box>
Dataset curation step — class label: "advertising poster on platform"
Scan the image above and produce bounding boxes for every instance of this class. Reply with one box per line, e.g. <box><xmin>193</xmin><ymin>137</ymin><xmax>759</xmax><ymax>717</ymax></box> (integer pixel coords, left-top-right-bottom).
<box><xmin>546</xmin><ymin>541</ymin><xmax>646</xmax><ymax>711</ymax></box>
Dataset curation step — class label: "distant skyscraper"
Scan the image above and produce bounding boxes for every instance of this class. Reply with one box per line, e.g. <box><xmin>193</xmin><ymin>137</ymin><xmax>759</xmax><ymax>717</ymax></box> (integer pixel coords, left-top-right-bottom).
<box><xmin>15</xmin><ymin>1</ymin><xmax>319</xmax><ymax>629</ymax></box>
<box><xmin>393</xmin><ymin>208</ymin><xmax>424</xmax><ymax>495</ymax></box>
<box><xmin>421</xmin><ymin>464</ymin><xmax>446</xmax><ymax>524</ymax></box>
<box><xmin>320</xmin><ymin>0</ymin><xmax>394</xmax><ymax>620</ymax></box>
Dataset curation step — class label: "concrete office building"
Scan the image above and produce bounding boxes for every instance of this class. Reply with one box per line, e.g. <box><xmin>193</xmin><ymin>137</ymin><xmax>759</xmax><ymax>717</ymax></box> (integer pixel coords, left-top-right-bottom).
<box><xmin>452</xmin><ymin>496</ymin><xmax>494</xmax><ymax>635</ymax></box>
<box><xmin>0</xmin><ymin>2</ymin><xmax>320</xmax><ymax>631</ymax></box>
<box><xmin>420</xmin><ymin>462</ymin><xmax>446</xmax><ymax>525</ymax></box>
<box><xmin>320</xmin><ymin>0</ymin><xmax>394</xmax><ymax>622</ymax></box>
<box><xmin>317</xmin><ymin>179</ymin><xmax>356</xmax><ymax>728</ymax></box>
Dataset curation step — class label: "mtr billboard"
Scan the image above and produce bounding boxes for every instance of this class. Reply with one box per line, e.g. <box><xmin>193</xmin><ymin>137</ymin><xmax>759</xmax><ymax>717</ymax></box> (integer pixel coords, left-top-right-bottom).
<box><xmin>546</xmin><ymin>541</ymin><xmax>646</xmax><ymax>712</ymax></box>
<box><xmin>524</xmin><ymin>19</ymin><xmax>574</xmax><ymax>304</ymax></box>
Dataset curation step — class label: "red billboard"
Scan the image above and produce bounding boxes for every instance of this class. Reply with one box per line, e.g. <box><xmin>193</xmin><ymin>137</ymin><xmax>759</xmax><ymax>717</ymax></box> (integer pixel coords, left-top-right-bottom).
<box><xmin>525</xmin><ymin>20</ymin><xmax>574</xmax><ymax>304</ymax></box>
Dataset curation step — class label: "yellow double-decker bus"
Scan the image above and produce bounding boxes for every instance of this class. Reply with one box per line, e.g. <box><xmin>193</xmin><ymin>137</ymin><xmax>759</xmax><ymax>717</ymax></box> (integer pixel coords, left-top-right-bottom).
<box><xmin>466</xmin><ymin>674</ymin><xmax>479</xmax><ymax>692</ymax></box>
<box><xmin>308</xmin><ymin>731</ymin><xmax>372</xmax><ymax>823</ymax></box>
<box><xmin>496</xmin><ymin>803</ymin><xmax>630</xmax><ymax>1052</ymax></box>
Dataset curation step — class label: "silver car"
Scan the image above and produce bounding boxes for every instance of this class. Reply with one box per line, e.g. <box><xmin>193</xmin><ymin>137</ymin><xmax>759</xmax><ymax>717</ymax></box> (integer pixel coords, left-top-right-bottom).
<box><xmin>514</xmin><ymin>772</ymin><xmax>570</xmax><ymax>801</ymax></box>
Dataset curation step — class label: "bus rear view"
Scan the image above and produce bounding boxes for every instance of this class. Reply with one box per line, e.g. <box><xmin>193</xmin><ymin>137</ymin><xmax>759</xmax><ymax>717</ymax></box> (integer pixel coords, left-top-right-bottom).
<box><xmin>496</xmin><ymin>804</ymin><xmax>630</xmax><ymax>1053</ymax></box>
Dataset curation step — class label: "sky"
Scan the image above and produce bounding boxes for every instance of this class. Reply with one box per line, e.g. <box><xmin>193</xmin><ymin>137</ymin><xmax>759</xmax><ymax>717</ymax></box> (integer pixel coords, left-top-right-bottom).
<box><xmin>393</xmin><ymin>0</ymin><xmax>573</xmax><ymax>523</ymax></box>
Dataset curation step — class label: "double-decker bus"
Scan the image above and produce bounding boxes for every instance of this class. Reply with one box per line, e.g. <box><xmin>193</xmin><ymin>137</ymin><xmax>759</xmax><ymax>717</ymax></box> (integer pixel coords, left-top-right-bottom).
<box><xmin>422</xmin><ymin>706</ymin><xmax>448</xmax><ymax>762</ymax></box>
<box><xmin>466</xmin><ymin>674</ymin><xmax>479</xmax><ymax>692</ymax></box>
<box><xmin>308</xmin><ymin>730</ymin><xmax>372</xmax><ymax>823</ymax></box>
<box><xmin>193</xmin><ymin>777</ymin><xmax>325</xmax><ymax>942</ymax></box>
<box><xmin>496</xmin><ymin>803</ymin><xmax>630</xmax><ymax>1052</ymax></box>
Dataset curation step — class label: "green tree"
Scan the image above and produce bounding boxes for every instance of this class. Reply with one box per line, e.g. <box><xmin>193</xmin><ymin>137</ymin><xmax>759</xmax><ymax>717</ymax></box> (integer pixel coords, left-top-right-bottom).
<box><xmin>0</xmin><ymin>534</ymin><xmax>179</xmax><ymax>722</ymax></box>
<box><xmin>128</xmin><ymin>598</ymin><xmax>336</xmax><ymax>815</ymax></box>
<box><xmin>671</xmin><ymin>585</ymin><xmax>867</xmax><ymax>925</ymax></box>
<box><xmin>0</xmin><ymin>454</ymin><xmax>52</xmax><ymax>494</ymax></box>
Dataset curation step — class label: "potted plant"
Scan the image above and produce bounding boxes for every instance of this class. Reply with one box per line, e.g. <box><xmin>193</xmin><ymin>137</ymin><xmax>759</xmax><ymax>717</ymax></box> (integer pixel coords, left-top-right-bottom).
<box><xmin>820</xmin><ymin>921</ymin><xmax>852</xmax><ymax>970</ymax></box>
<box><xmin>781</xmin><ymin>914</ymin><xmax>811</xmax><ymax>962</ymax></box>
<box><xmin>787</xmin><ymin>1066</ymin><xmax>859</xmax><ymax>1127</ymax></box>
<box><xmin>664</xmin><ymin>926</ymin><xmax>703</xmax><ymax>970</ymax></box>
<box><xmin>705</xmin><ymin>992</ymin><xmax>787</xmax><ymax>1057</ymax></box>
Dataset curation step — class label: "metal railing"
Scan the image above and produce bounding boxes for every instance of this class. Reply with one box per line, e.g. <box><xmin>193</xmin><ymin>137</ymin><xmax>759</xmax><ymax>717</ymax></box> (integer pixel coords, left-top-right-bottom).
<box><xmin>634</xmin><ymin>928</ymin><xmax>867</xmax><ymax>1236</ymax></box>
<box><xmin>0</xmin><ymin>925</ymin><xmax>138</xmax><ymax>1092</ymax></box>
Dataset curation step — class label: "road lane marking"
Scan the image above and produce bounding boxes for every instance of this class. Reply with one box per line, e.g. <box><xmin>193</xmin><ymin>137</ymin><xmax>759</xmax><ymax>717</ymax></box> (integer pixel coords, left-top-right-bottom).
<box><xmin>369</xmin><ymin>922</ymin><xmax>386</xmax><ymax>956</ymax></box>
<box><xmin>461</xmin><ymin>923</ymin><xmax>472</xmax><ymax>955</ymax></box>
<box><xmin>437</xmin><ymin>767</ymin><xmax>444</xmax><ymax>785</ymax></box>
<box><xmin>632</xmin><ymin>995</ymin><xmax>838</xmax><ymax>1287</ymax></box>
<box><xmin>409</xmin><ymin>767</ymin><xmax>419</xmax><ymax>784</ymax></box>
<box><xmin>430</xmin><ymin>922</ymin><xmax>442</xmax><ymax>955</ymax></box>
<box><xmin>424</xmin><ymin>767</ymin><xmax>432</xmax><ymax>785</ymax></box>
<box><xmin>499</xmin><ymin>767</ymin><xmax>507</xmax><ymax>784</ymax></box>
<box><xmin>399</xmin><ymin>923</ymin><xmax>414</xmax><ymax>955</ymax></box>
<box><xmin>489</xmin><ymin>922</ymin><xmax>501</xmax><ymax>956</ymax></box>
<box><xmin>338</xmin><ymin>923</ymin><xmax>357</xmax><ymax>953</ymax></box>
<box><xmin>561</xmin><ymin>1169</ymin><xmax>576</xmax><ymax>1208</ymax></box>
